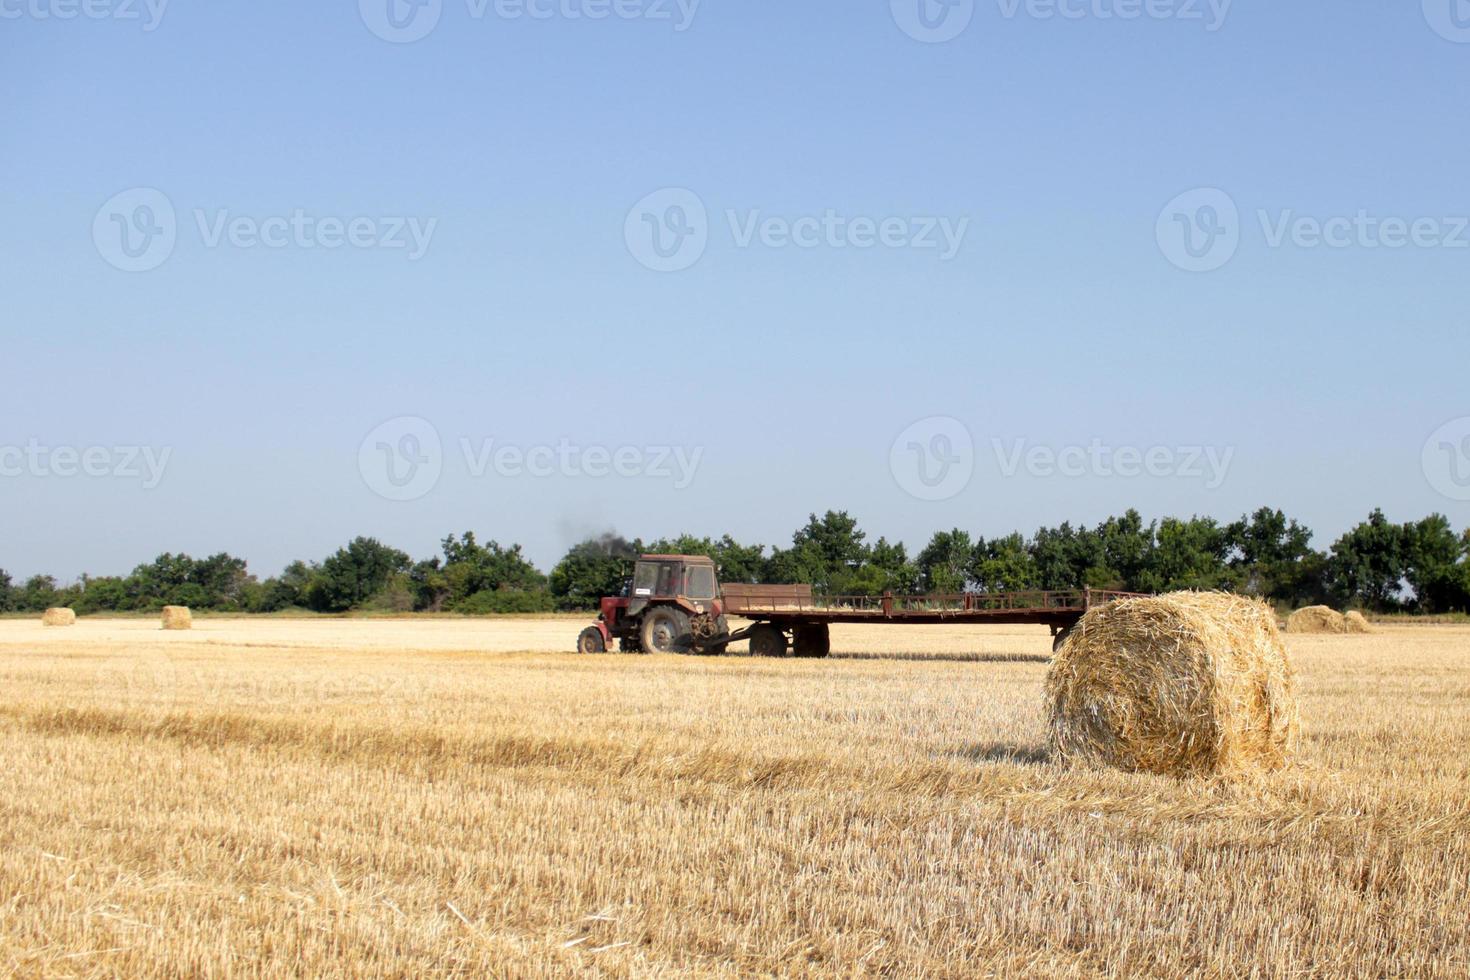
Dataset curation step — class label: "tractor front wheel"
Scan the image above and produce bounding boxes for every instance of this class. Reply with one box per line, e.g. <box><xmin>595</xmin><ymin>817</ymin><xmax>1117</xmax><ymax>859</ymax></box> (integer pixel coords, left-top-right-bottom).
<box><xmin>577</xmin><ymin>626</ymin><xmax>606</xmax><ymax>654</ymax></box>
<box><xmin>748</xmin><ymin>624</ymin><xmax>789</xmax><ymax>658</ymax></box>
<box><xmin>640</xmin><ymin>607</ymin><xmax>694</xmax><ymax>654</ymax></box>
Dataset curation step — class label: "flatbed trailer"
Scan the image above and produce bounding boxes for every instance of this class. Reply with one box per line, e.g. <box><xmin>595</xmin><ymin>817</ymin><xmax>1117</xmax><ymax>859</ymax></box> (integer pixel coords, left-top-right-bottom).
<box><xmin>574</xmin><ymin>553</ymin><xmax>1145</xmax><ymax>658</ymax></box>
<box><xmin>717</xmin><ymin>585</ymin><xmax>1144</xmax><ymax>657</ymax></box>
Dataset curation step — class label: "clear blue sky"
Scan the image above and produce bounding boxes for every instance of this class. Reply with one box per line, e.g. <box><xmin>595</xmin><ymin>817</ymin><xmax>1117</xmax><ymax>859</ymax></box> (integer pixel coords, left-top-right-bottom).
<box><xmin>3</xmin><ymin>0</ymin><xmax>1468</xmax><ymax>580</ymax></box>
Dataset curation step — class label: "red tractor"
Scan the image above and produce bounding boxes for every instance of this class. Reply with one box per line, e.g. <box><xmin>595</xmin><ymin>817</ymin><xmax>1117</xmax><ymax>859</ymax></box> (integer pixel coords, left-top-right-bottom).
<box><xmin>576</xmin><ymin>554</ymin><xmax>731</xmax><ymax>655</ymax></box>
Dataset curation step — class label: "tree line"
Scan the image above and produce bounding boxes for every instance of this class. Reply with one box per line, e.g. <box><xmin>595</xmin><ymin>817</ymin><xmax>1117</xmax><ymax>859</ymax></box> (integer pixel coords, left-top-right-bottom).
<box><xmin>2</xmin><ymin>508</ymin><xmax>1467</xmax><ymax>617</ymax></box>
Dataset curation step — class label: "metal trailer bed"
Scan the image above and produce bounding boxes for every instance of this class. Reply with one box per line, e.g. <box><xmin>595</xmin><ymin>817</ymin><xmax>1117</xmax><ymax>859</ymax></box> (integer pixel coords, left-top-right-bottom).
<box><xmin>720</xmin><ymin>586</ymin><xmax>1142</xmax><ymax>632</ymax></box>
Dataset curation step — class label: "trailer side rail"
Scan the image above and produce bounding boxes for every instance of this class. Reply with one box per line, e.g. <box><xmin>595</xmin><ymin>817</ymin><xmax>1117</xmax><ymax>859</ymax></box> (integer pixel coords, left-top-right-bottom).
<box><xmin>723</xmin><ymin>588</ymin><xmax>1143</xmax><ymax>619</ymax></box>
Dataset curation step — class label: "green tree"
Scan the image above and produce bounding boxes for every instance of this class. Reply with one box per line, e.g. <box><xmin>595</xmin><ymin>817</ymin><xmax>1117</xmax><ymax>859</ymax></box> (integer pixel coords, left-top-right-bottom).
<box><xmin>74</xmin><ymin>576</ymin><xmax>129</xmax><ymax>614</ymax></box>
<box><xmin>0</xmin><ymin>569</ymin><xmax>13</xmax><ymax>612</ymax></box>
<box><xmin>1401</xmin><ymin>514</ymin><xmax>1467</xmax><ymax>613</ymax></box>
<box><xmin>1328</xmin><ymin>509</ymin><xmax>1407</xmax><ymax>611</ymax></box>
<box><xmin>548</xmin><ymin>536</ymin><xmax>638</xmax><ymax>611</ymax></box>
<box><xmin>18</xmin><ymin>575</ymin><xmax>61</xmax><ymax>612</ymax></box>
<box><xmin>307</xmin><ymin>538</ymin><xmax>412</xmax><ymax>612</ymax></box>
<box><xmin>972</xmin><ymin>533</ymin><xmax>1037</xmax><ymax>593</ymax></box>
<box><xmin>1225</xmin><ymin>508</ymin><xmax>1323</xmax><ymax>605</ymax></box>
<box><xmin>1142</xmin><ymin>516</ymin><xmax>1231</xmax><ymax>592</ymax></box>
<box><xmin>1096</xmin><ymin>510</ymin><xmax>1155</xmax><ymax>591</ymax></box>
<box><xmin>916</xmin><ymin>529</ymin><xmax>973</xmax><ymax>593</ymax></box>
<box><xmin>767</xmin><ymin>511</ymin><xmax>869</xmax><ymax>593</ymax></box>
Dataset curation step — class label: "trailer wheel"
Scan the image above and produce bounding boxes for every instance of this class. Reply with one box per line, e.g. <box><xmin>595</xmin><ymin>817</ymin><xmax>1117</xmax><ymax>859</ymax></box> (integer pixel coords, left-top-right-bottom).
<box><xmin>641</xmin><ymin>607</ymin><xmax>694</xmax><ymax>654</ymax></box>
<box><xmin>577</xmin><ymin>626</ymin><xmax>606</xmax><ymax>654</ymax></box>
<box><xmin>748</xmin><ymin>624</ymin><xmax>788</xmax><ymax>658</ymax></box>
<box><xmin>792</xmin><ymin>624</ymin><xmax>830</xmax><ymax>659</ymax></box>
<box><xmin>1052</xmin><ymin>625</ymin><xmax>1075</xmax><ymax>653</ymax></box>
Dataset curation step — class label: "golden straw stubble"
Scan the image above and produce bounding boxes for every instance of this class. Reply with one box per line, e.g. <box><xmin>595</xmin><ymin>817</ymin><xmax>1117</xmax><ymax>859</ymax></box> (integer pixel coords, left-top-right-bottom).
<box><xmin>1047</xmin><ymin>591</ymin><xmax>1299</xmax><ymax>778</ymax></box>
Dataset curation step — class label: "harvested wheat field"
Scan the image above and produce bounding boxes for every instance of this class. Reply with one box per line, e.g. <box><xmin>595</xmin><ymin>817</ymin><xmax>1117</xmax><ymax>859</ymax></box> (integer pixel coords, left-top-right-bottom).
<box><xmin>0</xmin><ymin>617</ymin><xmax>1467</xmax><ymax>977</ymax></box>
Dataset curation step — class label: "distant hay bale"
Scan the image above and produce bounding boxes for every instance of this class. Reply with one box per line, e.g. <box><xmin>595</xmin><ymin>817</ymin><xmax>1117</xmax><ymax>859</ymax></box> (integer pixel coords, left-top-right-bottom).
<box><xmin>1286</xmin><ymin>606</ymin><xmax>1346</xmax><ymax>634</ymax></box>
<box><xmin>1046</xmin><ymin>592</ymin><xmax>1299</xmax><ymax>778</ymax></box>
<box><xmin>161</xmin><ymin>606</ymin><xmax>193</xmax><ymax>630</ymax></box>
<box><xmin>1343</xmin><ymin>610</ymin><xmax>1374</xmax><ymax>634</ymax></box>
<box><xmin>41</xmin><ymin>608</ymin><xmax>77</xmax><ymax>627</ymax></box>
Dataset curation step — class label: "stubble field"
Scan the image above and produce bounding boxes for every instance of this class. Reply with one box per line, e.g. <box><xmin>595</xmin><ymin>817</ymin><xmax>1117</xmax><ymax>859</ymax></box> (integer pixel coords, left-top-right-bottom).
<box><xmin>0</xmin><ymin>616</ymin><xmax>1467</xmax><ymax>977</ymax></box>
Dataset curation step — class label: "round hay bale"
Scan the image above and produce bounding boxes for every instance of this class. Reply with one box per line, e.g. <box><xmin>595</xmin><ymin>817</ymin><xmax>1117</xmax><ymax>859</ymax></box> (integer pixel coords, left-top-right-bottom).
<box><xmin>161</xmin><ymin>606</ymin><xmax>193</xmax><ymax>630</ymax></box>
<box><xmin>1286</xmin><ymin>605</ymin><xmax>1346</xmax><ymax>634</ymax></box>
<box><xmin>1046</xmin><ymin>592</ymin><xmax>1299</xmax><ymax>778</ymax></box>
<box><xmin>1343</xmin><ymin>610</ymin><xmax>1374</xmax><ymax>634</ymax></box>
<box><xmin>41</xmin><ymin>608</ymin><xmax>77</xmax><ymax>627</ymax></box>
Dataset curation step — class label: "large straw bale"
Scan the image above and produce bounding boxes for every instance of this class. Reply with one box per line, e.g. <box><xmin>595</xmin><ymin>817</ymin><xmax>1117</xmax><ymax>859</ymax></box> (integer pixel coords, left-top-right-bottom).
<box><xmin>1286</xmin><ymin>606</ymin><xmax>1346</xmax><ymax>634</ymax></box>
<box><xmin>41</xmin><ymin>608</ymin><xmax>77</xmax><ymax>627</ymax></box>
<box><xmin>161</xmin><ymin>606</ymin><xmax>193</xmax><ymax>630</ymax></box>
<box><xmin>1047</xmin><ymin>592</ymin><xmax>1298</xmax><ymax>778</ymax></box>
<box><xmin>1343</xmin><ymin>610</ymin><xmax>1374</xmax><ymax>634</ymax></box>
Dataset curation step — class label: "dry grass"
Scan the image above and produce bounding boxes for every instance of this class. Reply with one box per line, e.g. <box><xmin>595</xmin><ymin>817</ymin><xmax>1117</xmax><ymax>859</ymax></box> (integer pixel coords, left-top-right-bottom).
<box><xmin>0</xmin><ymin>617</ymin><xmax>1467</xmax><ymax>977</ymax></box>
<box><xmin>1047</xmin><ymin>592</ymin><xmax>1298</xmax><ymax>777</ymax></box>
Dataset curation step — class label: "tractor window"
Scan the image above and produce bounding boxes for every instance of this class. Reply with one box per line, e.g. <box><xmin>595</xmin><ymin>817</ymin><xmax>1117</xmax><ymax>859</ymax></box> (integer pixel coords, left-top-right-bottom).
<box><xmin>685</xmin><ymin>564</ymin><xmax>716</xmax><ymax>600</ymax></box>
<box><xmin>632</xmin><ymin>563</ymin><xmax>659</xmax><ymax>597</ymax></box>
<box><xmin>655</xmin><ymin>563</ymin><xmax>678</xmax><ymax>596</ymax></box>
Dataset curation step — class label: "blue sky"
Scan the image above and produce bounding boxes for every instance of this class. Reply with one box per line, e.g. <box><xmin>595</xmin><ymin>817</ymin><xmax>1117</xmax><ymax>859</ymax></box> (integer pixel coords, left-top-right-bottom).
<box><xmin>3</xmin><ymin>0</ymin><xmax>1469</xmax><ymax>579</ymax></box>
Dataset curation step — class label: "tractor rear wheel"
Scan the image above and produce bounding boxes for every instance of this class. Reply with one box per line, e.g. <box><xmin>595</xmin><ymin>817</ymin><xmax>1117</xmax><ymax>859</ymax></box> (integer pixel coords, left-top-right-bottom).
<box><xmin>577</xmin><ymin>626</ymin><xmax>606</xmax><ymax>654</ymax></box>
<box><xmin>792</xmin><ymin>624</ymin><xmax>831</xmax><ymax>659</ymax></box>
<box><xmin>640</xmin><ymin>607</ymin><xmax>694</xmax><ymax>654</ymax></box>
<box><xmin>748</xmin><ymin>624</ymin><xmax>788</xmax><ymax>658</ymax></box>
